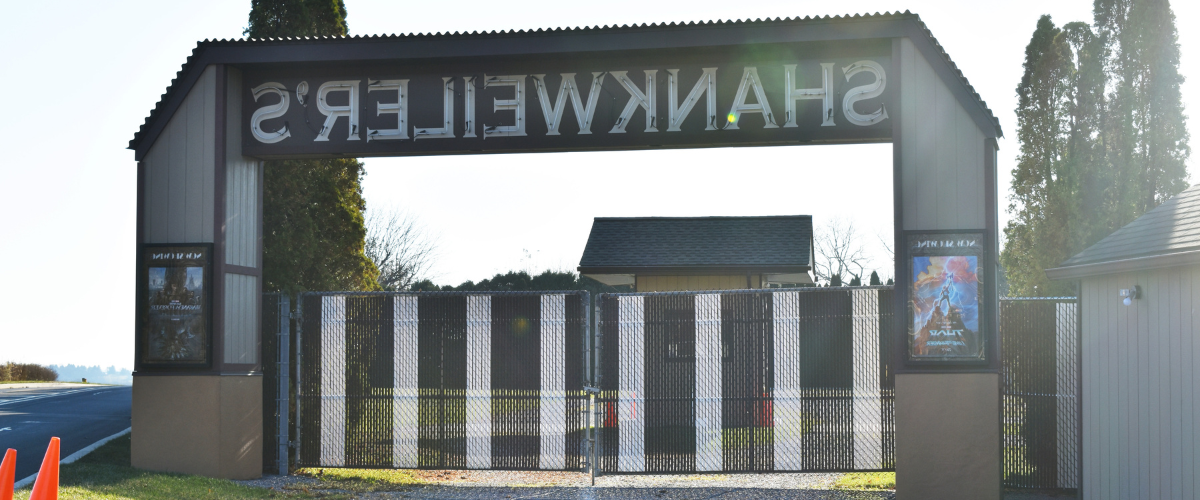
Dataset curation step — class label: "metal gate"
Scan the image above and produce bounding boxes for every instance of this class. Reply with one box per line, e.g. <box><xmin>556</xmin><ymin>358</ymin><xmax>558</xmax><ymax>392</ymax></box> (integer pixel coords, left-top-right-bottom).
<box><xmin>595</xmin><ymin>287</ymin><xmax>896</xmax><ymax>473</ymax></box>
<box><xmin>294</xmin><ymin>291</ymin><xmax>591</xmax><ymax>470</ymax></box>
<box><xmin>1000</xmin><ymin>297</ymin><xmax>1079</xmax><ymax>489</ymax></box>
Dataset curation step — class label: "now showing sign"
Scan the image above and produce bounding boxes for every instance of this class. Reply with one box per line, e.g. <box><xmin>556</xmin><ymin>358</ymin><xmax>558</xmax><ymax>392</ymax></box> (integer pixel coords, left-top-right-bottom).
<box><xmin>242</xmin><ymin>41</ymin><xmax>892</xmax><ymax>158</ymax></box>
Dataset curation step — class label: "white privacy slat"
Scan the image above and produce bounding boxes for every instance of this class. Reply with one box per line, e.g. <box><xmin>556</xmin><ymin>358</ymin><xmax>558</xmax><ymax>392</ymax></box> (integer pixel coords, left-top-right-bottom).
<box><xmin>852</xmin><ymin>289</ymin><xmax>882</xmax><ymax>470</ymax></box>
<box><xmin>466</xmin><ymin>296</ymin><xmax>492</xmax><ymax>469</ymax></box>
<box><xmin>320</xmin><ymin>295</ymin><xmax>346</xmax><ymax>467</ymax></box>
<box><xmin>393</xmin><ymin>296</ymin><xmax>420</xmax><ymax>468</ymax></box>
<box><xmin>772</xmin><ymin>291</ymin><xmax>803</xmax><ymax>471</ymax></box>
<box><xmin>539</xmin><ymin>295</ymin><xmax>567</xmax><ymax>470</ymax></box>
<box><xmin>1056</xmin><ymin>302</ymin><xmax>1078</xmax><ymax>489</ymax></box>
<box><xmin>618</xmin><ymin>296</ymin><xmax>646</xmax><ymax>472</ymax></box>
<box><xmin>695</xmin><ymin>294</ymin><xmax>723</xmax><ymax>471</ymax></box>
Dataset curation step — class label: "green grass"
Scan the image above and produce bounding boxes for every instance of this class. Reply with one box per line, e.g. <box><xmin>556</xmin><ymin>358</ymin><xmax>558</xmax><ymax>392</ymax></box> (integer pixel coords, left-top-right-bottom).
<box><xmin>294</xmin><ymin>468</ymin><xmax>429</xmax><ymax>491</ymax></box>
<box><xmin>834</xmin><ymin>472</ymin><xmax>895</xmax><ymax>490</ymax></box>
<box><xmin>13</xmin><ymin>435</ymin><xmax>329</xmax><ymax>499</ymax></box>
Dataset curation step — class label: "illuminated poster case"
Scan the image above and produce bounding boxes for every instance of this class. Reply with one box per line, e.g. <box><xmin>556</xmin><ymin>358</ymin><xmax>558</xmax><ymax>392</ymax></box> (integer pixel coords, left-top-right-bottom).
<box><xmin>138</xmin><ymin>243</ymin><xmax>213</xmax><ymax>370</ymax></box>
<box><xmin>906</xmin><ymin>231</ymin><xmax>986</xmax><ymax>364</ymax></box>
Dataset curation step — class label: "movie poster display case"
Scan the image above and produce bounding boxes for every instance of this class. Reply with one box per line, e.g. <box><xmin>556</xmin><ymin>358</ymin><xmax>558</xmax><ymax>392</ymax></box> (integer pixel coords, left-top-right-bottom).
<box><xmin>137</xmin><ymin>243</ymin><xmax>214</xmax><ymax>370</ymax></box>
<box><xmin>904</xmin><ymin>231</ymin><xmax>988</xmax><ymax>365</ymax></box>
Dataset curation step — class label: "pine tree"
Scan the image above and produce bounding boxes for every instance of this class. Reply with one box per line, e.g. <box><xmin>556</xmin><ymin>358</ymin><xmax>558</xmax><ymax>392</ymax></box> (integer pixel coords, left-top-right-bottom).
<box><xmin>246</xmin><ymin>0</ymin><xmax>380</xmax><ymax>294</ymax></box>
<box><xmin>869</xmin><ymin>271</ymin><xmax>882</xmax><ymax>286</ymax></box>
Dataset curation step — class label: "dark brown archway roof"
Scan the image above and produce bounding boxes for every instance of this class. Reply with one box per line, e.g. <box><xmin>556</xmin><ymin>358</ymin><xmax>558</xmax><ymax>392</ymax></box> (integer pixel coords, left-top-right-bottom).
<box><xmin>129</xmin><ymin>11</ymin><xmax>1002</xmax><ymax>160</ymax></box>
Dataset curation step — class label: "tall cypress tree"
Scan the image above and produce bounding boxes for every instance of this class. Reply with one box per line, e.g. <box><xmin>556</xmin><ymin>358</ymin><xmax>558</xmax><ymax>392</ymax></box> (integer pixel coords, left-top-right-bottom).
<box><xmin>1003</xmin><ymin>2</ymin><xmax>1190</xmax><ymax>297</ymax></box>
<box><xmin>1095</xmin><ymin>0</ymin><xmax>1191</xmax><ymax>222</ymax></box>
<box><xmin>246</xmin><ymin>0</ymin><xmax>380</xmax><ymax>294</ymax></box>
<box><xmin>1003</xmin><ymin>16</ymin><xmax>1091</xmax><ymax>296</ymax></box>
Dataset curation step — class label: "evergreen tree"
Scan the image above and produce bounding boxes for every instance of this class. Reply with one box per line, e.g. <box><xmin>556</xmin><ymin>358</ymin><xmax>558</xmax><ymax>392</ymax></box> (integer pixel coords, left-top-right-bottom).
<box><xmin>246</xmin><ymin>0</ymin><xmax>380</xmax><ymax>294</ymax></box>
<box><xmin>1094</xmin><ymin>0</ymin><xmax>1191</xmax><ymax>219</ymax></box>
<box><xmin>869</xmin><ymin>271</ymin><xmax>882</xmax><ymax>286</ymax></box>
<box><xmin>1002</xmin><ymin>4</ymin><xmax>1189</xmax><ymax>297</ymax></box>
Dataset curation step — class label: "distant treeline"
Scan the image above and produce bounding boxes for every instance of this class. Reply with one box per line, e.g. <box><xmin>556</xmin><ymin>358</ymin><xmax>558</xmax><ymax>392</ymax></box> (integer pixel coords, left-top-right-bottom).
<box><xmin>0</xmin><ymin>362</ymin><xmax>57</xmax><ymax>382</ymax></box>
<box><xmin>50</xmin><ymin>364</ymin><xmax>133</xmax><ymax>385</ymax></box>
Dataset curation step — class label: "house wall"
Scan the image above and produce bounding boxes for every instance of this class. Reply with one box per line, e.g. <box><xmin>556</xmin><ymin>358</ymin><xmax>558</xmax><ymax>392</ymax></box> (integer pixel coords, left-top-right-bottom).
<box><xmin>636</xmin><ymin>275</ymin><xmax>762</xmax><ymax>292</ymax></box>
<box><xmin>1080</xmin><ymin>264</ymin><xmax>1200</xmax><ymax>499</ymax></box>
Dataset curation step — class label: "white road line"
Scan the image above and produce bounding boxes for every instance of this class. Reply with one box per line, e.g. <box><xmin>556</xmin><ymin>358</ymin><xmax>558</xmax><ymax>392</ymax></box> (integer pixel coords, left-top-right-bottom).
<box><xmin>13</xmin><ymin>427</ymin><xmax>132</xmax><ymax>489</ymax></box>
<box><xmin>0</xmin><ymin>387</ymin><xmax>108</xmax><ymax>407</ymax></box>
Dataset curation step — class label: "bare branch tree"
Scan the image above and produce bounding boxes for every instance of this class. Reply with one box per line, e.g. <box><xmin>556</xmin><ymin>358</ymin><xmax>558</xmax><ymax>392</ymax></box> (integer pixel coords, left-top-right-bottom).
<box><xmin>812</xmin><ymin>217</ymin><xmax>872</xmax><ymax>286</ymax></box>
<box><xmin>364</xmin><ymin>207</ymin><xmax>439</xmax><ymax>291</ymax></box>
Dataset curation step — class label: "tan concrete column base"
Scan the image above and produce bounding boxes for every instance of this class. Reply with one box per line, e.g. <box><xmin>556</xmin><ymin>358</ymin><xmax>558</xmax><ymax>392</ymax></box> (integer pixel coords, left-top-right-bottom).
<box><xmin>896</xmin><ymin>372</ymin><xmax>1001</xmax><ymax>500</ymax></box>
<box><xmin>132</xmin><ymin>374</ymin><xmax>262</xmax><ymax>479</ymax></box>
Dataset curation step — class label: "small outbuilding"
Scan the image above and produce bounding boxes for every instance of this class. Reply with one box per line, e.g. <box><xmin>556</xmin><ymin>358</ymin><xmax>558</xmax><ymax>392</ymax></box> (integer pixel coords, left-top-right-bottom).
<box><xmin>1046</xmin><ymin>183</ymin><xmax>1200</xmax><ymax>499</ymax></box>
<box><xmin>578</xmin><ymin>215</ymin><xmax>814</xmax><ymax>292</ymax></box>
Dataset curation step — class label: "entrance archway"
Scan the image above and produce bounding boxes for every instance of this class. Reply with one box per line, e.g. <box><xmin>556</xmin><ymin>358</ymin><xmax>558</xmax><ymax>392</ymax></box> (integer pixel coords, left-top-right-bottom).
<box><xmin>130</xmin><ymin>12</ymin><xmax>1002</xmax><ymax>498</ymax></box>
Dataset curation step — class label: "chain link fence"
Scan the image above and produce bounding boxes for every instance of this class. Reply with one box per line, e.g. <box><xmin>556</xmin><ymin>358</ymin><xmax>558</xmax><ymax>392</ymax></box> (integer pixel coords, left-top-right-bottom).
<box><xmin>262</xmin><ymin>289</ymin><xmax>1078</xmax><ymax>486</ymax></box>
<box><xmin>292</xmin><ymin>291</ymin><xmax>590</xmax><ymax>470</ymax></box>
<box><xmin>1000</xmin><ymin>297</ymin><xmax>1079</xmax><ymax>490</ymax></box>
<box><xmin>595</xmin><ymin>287</ymin><xmax>896</xmax><ymax>473</ymax></box>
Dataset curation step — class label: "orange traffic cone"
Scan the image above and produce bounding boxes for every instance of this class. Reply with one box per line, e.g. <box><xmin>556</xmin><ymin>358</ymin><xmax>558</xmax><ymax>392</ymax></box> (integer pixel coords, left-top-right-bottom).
<box><xmin>0</xmin><ymin>448</ymin><xmax>15</xmax><ymax>500</ymax></box>
<box><xmin>28</xmin><ymin>438</ymin><xmax>58</xmax><ymax>500</ymax></box>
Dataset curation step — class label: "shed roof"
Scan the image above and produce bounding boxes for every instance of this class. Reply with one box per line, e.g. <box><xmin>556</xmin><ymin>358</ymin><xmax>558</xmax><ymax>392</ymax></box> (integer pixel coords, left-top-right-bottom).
<box><xmin>1047</xmin><ymin>184</ymin><xmax>1200</xmax><ymax>279</ymax></box>
<box><xmin>129</xmin><ymin>11</ymin><xmax>1001</xmax><ymax>160</ymax></box>
<box><xmin>578</xmin><ymin>216</ymin><xmax>812</xmax><ymax>273</ymax></box>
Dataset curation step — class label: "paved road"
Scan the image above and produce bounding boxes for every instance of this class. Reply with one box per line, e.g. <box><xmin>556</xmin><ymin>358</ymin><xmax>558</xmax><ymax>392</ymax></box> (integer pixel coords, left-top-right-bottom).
<box><xmin>0</xmin><ymin>385</ymin><xmax>131</xmax><ymax>481</ymax></box>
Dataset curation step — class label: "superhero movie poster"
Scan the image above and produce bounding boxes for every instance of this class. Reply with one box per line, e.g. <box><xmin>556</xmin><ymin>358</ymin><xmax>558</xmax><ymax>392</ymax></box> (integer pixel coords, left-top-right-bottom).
<box><xmin>908</xmin><ymin>233</ymin><xmax>985</xmax><ymax>362</ymax></box>
<box><xmin>143</xmin><ymin>245</ymin><xmax>211</xmax><ymax>366</ymax></box>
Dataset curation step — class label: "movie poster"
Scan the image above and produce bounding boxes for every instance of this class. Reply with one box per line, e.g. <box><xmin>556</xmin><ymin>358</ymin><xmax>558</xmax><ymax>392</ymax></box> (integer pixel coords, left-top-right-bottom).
<box><xmin>907</xmin><ymin>232</ymin><xmax>985</xmax><ymax>363</ymax></box>
<box><xmin>143</xmin><ymin>245</ymin><xmax>211</xmax><ymax>366</ymax></box>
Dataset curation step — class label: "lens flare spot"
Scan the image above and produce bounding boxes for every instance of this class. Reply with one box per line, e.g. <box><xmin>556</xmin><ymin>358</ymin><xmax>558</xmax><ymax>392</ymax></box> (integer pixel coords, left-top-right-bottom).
<box><xmin>727</xmin><ymin>113</ymin><xmax>736</xmax><ymax>123</ymax></box>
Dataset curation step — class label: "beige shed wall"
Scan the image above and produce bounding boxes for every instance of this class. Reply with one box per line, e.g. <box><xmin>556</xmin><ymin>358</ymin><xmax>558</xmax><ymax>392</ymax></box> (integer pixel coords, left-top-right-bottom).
<box><xmin>898</xmin><ymin>37</ymin><xmax>987</xmax><ymax>231</ymax></box>
<box><xmin>143</xmin><ymin>66</ymin><xmax>217</xmax><ymax>244</ymax></box>
<box><xmin>1080</xmin><ymin>264</ymin><xmax>1200</xmax><ymax>500</ymax></box>
<box><xmin>635</xmin><ymin>275</ymin><xmax>761</xmax><ymax>292</ymax></box>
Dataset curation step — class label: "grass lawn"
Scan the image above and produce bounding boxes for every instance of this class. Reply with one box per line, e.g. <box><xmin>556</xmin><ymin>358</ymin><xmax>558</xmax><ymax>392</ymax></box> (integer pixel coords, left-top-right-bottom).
<box><xmin>293</xmin><ymin>468</ymin><xmax>429</xmax><ymax>492</ymax></box>
<box><xmin>834</xmin><ymin>472</ymin><xmax>895</xmax><ymax>490</ymax></box>
<box><xmin>12</xmin><ymin>435</ymin><xmax>332</xmax><ymax>499</ymax></box>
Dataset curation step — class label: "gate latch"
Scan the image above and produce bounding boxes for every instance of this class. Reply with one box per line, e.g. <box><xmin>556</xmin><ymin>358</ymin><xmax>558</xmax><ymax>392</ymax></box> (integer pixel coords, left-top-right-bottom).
<box><xmin>583</xmin><ymin>385</ymin><xmax>601</xmax><ymax>395</ymax></box>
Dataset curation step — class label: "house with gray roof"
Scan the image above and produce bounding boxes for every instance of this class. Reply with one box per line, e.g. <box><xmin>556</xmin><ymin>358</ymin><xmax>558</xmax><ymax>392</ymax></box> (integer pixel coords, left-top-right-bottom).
<box><xmin>1046</xmin><ymin>183</ymin><xmax>1200</xmax><ymax>498</ymax></box>
<box><xmin>578</xmin><ymin>216</ymin><xmax>814</xmax><ymax>292</ymax></box>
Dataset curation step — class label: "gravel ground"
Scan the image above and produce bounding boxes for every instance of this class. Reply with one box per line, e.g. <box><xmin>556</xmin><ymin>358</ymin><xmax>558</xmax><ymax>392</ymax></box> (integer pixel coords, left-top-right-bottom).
<box><xmin>237</xmin><ymin>471</ymin><xmax>1077</xmax><ymax>499</ymax></box>
<box><xmin>237</xmin><ymin>471</ymin><xmax>892</xmax><ymax>499</ymax></box>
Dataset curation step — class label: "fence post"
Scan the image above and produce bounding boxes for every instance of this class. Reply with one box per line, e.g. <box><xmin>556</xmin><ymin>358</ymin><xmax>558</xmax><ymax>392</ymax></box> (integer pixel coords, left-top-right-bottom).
<box><xmin>277</xmin><ymin>295</ymin><xmax>290</xmax><ymax>476</ymax></box>
<box><xmin>293</xmin><ymin>295</ymin><xmax>304</xmax><ymax>470</ymax></box>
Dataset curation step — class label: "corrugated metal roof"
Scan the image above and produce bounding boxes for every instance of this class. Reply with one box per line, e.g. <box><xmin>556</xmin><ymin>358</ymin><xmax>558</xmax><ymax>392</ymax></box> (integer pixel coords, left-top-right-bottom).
<box><xmin>578</xmin><ymin>216</ymin><xmax>812</xmax><ymax>269</ymax></box>
<box><xmin>1059</xmin><ymin>184</ymin><xmax>1200</xmax><ymax>267</ymax></box>
<box><xmin>129</xmin><ymin>11</ymin><xmax>1002</xmax><ymax>156</ymax></box>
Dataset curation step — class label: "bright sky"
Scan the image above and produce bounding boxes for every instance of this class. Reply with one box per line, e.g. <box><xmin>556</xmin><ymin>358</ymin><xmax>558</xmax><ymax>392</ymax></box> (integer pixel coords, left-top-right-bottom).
<box><xmin>1</xmin><ymin>1</ymin><xmax>1196</xmax><ymax>370</ymax></box>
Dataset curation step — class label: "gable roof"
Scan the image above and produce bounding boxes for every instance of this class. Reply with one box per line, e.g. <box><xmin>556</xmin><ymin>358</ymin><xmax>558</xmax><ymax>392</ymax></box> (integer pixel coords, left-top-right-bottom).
<box><xmin>578</xmin><ymin>216</ymin><xmax>812</xmax><ymax>273</ymax></box>
<box><xmin>1047</xmin><ymin>184</ymin><xmax>1200</xmax><ymax>279</ymax></box>
<box><xmin>129</xmin><ymin>11</ymin><xmax>1001</xmax><ymax>161</ymax></box>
